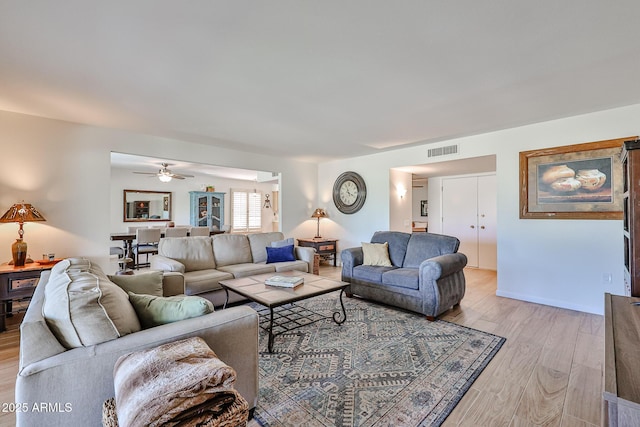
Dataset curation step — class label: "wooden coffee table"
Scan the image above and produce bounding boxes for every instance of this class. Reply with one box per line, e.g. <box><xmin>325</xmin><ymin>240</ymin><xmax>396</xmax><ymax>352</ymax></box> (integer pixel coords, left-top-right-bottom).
<box><xmin>219</xmin><ymin>272</ymin><xmax>349</xmax><ymax>352</ymax></box>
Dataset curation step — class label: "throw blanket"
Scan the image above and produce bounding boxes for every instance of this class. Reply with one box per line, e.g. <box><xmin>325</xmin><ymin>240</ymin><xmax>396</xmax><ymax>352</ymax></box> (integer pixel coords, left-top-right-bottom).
<box><xmin>113</xmin><ymin>337</ymin><xmax>247</xmax><ymax>427</ymax></box>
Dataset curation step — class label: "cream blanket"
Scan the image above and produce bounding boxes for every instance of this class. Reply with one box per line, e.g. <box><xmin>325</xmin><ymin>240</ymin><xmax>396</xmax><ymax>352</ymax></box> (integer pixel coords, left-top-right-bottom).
<box><xmin>113</xmin><ymin>337</ymin><xmax>247</xmax><ymax>427</ymax></box>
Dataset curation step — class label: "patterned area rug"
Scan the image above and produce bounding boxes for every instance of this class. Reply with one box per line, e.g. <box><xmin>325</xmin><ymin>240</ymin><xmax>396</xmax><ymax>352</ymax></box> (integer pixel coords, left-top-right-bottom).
<box><xmin>251</xmin><ymin>292</ymin><xmax>505</xmax><ymax>427</ymax></box>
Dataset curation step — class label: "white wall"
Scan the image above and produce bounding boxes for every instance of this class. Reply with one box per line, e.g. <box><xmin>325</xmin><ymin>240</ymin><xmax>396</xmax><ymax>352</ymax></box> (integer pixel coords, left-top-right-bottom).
<box><xmin>110</xmin><ymin>168</ymin><xmax>276</xmax><ymax>232</ymax></box>
<box><xmin>318</xmin><ymin>103</ymin><xmax>640</xmax><ymax>314</ymax></box>
<box><xmin>0</xmin><ymin>110</ymin><xmax>318</xmax><ymax>274</ymax></box>
<box><xmin>389</xmin><ymin>169</ymin><xmax>413</xmax><ymax>232</ymax></box>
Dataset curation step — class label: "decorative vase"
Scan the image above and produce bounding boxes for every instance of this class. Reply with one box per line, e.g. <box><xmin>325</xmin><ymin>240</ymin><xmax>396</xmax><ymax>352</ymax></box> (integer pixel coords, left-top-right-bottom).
<box><xmin>541</xmin><ymin>164</ymin><xmax>575</xmax><ymax>185</ymax></box>
<box><xmin>575</xmin><ymin>169</ymin><xmax>606</xmax><ymax>191</ymax></box>
<box><xmin>12</xmin><ymin>238</ymin><xmax>27</xmax><ymax>267</ymax></box>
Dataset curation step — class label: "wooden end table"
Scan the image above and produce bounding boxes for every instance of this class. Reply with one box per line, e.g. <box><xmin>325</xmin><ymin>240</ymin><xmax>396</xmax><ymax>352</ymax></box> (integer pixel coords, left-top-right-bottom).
<box><xmin>219</xmin><ymin>272</ymin><xmax>348</xmax><ymax>352</ymax></box>
<box><xmin>0</xmin><ymin>260</ymin><xmax>61</xmax><ymax>332</ymax></box>
<box><xmin>297</xmin><ymin>238</ymin><xmax>338</xmax><ymax>267</ymax></box>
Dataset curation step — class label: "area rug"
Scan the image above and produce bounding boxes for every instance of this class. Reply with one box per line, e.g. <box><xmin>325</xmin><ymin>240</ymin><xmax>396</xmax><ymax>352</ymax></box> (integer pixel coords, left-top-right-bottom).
<box><xmin>251</xmin><ymin>292</ymin><xmax>505</xmax><ymax>427</ymax></box>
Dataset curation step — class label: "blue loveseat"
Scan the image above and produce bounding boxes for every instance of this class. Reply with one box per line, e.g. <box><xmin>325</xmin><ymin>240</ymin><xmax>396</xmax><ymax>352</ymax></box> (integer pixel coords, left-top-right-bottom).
<box><xmin>341</xmin><ymin>231</ymin><xmax>467</xmax><ymax>319</ymax></box>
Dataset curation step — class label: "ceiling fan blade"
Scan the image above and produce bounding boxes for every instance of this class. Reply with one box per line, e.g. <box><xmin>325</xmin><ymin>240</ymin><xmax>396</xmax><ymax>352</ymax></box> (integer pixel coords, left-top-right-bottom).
<box><xmin>133</xmin><ymin>172</ymin><xmax>159</xmax><ymax>175</ymax></box>
<box><xmin>171</xmin><ymin>175</ymin><xmax>186</xmax><ymax>180</ymax></box>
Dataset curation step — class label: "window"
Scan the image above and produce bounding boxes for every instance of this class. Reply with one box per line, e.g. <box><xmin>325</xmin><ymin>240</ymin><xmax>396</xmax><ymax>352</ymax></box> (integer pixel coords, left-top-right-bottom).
<box><xmin>231</xmin><ymin>189</ymin><xmax>262</xmax><ymax>233</ymax></box>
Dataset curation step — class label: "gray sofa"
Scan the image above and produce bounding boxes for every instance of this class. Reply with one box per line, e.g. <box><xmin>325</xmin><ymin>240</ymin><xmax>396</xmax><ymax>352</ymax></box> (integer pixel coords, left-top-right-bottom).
<box><xmin>15</xmin><ymin>269</ymin><xmax>259</xmax><ymax>427</ymax></box>
<box><xmin>150</xmin><ymin>232</ymin><xmax>315</xmax><ymax>306</ymax></box>
<box><xmin>341</xmin><ymin>231</ymin><xmax>467</xmax><ymax>319</ymax></box>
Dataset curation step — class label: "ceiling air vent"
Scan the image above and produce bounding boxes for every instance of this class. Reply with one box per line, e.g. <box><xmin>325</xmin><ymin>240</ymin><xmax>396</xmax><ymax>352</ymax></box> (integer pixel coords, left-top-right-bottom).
<box><xmin>427</xmin><ymin>144</ymin><xmax>459</xmax><ymax>158</ymax></box>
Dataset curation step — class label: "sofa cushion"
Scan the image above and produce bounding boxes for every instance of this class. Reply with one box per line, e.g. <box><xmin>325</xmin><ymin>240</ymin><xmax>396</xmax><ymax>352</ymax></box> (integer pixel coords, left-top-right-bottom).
<box><xmin>217</xmin><ymin>263</ymin><xmax>276</xmax><ymax>278</ymax></box>
<box><xmin>108</xmin><ymin>270</ymin><xmax>164</xmax><ymax>296</ymax></box>
<box><xmin>42</xmin><ymin>258</ymin><xmax>141</xmax><ymax>349</ymax></box>
<box><xmin>271</xmin><ymin>260</ymin><xmax>309</xmax><ymax>273</ymax></box>
<box><xmin>247</xmin><ymin>232</ymin><xmax>285</xmax><ymax>263</ymax></box>
<box><xmin>362</xmin><ymin>242</ymin><xmax>392</xmax><ymax>266</ymax></box>
<box><xmin>266</xmin><ymin>245</ymin><xmax>296</xmax><ymax>263</ymax></box>
<box><xmin>213</xmin><ymin>234</ymin><xmax>253</xmax><ymax>267</ymax></box>
<box><xmin>403</xmin><ymin>233</ymin><xmax>460</xmax><ymax>268</ymax></box>
<box><xmin>128</xmin><ymin>292</ymin><xmax>214</xmax><ymax>328</ymax></box>
<box><xmin>371</xmin><ymin>231</ymin><xmax>411</xmax><ymax>267</ymax></box>
<box><xmin>382</xmin><ymin>268</ymin><xmax>419</xmax><ymax>290</ymax></box>
<box><xmin>353</xmin><ymin>265</ymin><xmax>397</xmax><ymax>283</ymax></box>
<box><xmin>183</xmin><ymin>270</ymin><xmax>234</xmax><ymax>295</ymax></box>
<box><xmin>158</xmin><ymin>236</ymin><xmax>215</xmax><ymax>272</ymax></box>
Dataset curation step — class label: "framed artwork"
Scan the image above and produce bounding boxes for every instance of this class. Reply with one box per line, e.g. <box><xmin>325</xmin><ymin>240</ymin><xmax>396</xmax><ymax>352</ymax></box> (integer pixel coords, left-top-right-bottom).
<box><xmin>420</xmin><ymin>200</ymin><xmax>428</xmax><ymax>217</ymax></box>
<box><xmin>519</xmin><ymin>136</ymin><xmax>635</xmax><ymax>219</ymax></box>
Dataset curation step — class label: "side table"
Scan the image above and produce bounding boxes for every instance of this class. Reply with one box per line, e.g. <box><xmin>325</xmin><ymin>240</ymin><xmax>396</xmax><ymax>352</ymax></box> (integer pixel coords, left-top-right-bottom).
<box><xmin>0</xmin><ymin>261</ymin><xmax>60</xmax><ymax>332</ymax></box>
<box><xmin>297</xmin><ymin>238</ymin><xmax>338</xmax><ymax>267</ymax></box>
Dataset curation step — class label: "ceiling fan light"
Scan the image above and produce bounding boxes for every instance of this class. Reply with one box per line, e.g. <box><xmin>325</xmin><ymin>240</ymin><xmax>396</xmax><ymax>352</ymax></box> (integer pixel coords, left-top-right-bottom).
<box><xmin>158</xmin><ymin>173</ymin><xmax>172</xmax><ymax>182</ymax></box>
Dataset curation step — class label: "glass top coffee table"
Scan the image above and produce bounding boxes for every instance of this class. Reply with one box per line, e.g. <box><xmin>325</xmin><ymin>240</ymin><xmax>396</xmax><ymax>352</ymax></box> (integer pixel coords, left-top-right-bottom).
<box><xmin>219</xmin><ymin>272</ymin><xmax>349</xmax><ymax>352</ymax></box>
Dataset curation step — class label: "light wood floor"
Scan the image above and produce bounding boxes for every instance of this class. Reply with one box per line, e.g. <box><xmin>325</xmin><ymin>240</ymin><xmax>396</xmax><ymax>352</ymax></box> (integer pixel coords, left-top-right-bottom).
<box><xmin>0</xmin><ymin>267</ymin><xmax>604</xmax><ymax>427</ymax></box>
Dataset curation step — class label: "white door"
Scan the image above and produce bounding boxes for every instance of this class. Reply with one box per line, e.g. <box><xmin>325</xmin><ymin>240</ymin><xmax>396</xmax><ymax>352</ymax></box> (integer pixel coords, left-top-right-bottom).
<box><xmin>477</xmin><ymin>174</ymin><xmax>497</xmax><ymax>270</ymax></box>
<box><xmin>442</xmin><ymin>174</ymin><xmax>497</xmax><ymax>269</ymax></box>
<box><xmin>442</xmin><ymin>176</ymin><xmax>479</xmax><ymax>267</ymax></box>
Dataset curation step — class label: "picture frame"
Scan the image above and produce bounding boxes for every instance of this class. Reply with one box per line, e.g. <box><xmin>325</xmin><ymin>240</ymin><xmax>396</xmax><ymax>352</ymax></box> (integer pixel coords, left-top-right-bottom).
<box><xmin>420</xmin><ymin>200</ymin><xmax>428</xmax><ymax>217</ymax></box>
<box><xmin>519</xmin><ymin>136</ymin><xmax>634</xmax><ymax>219</ymax></box>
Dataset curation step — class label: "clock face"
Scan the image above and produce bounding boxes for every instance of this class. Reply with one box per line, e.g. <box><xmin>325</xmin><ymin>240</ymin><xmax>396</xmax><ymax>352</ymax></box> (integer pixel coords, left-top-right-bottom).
<box><xmin>333</xmin><ymin>171</ymin><xmax>366</xmax><ymax>214</ymax></box>
<box><xmin>339</xmin><ymin>180</ymin><xmax>358</xmax><ymax>206</ymax></box>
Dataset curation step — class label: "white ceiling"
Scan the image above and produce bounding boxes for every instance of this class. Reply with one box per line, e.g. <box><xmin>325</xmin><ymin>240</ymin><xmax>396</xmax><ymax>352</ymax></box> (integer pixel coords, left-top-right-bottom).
<box><xmin>2</xmin><ymin>2</ymin><xmax>640</xmax><ymax>163</ymax></box>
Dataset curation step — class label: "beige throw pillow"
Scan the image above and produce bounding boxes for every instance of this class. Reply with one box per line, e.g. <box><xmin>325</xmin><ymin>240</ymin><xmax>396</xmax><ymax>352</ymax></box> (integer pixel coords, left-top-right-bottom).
<box><xmin>362</xmin><ymin>242</ymin><xmax>393</xmax><ymax>267</ymax></box>
<box><xmin>108</xmin><ymin>271</ymin><xmax>164</xmax><ymax>296</ymax></box>
<box><xmin>43</xmin><ymin>258</ymin><xmax>141</xmax><ymax>349</ymax></box>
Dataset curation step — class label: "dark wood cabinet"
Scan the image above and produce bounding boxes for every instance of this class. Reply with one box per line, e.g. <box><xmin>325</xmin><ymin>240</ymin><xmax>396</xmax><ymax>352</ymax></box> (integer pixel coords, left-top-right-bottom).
<box><xmin>297</xmin><ymin>238</ymin><xmax>338</xmax><ymax>267</ymax></box>
<box><xmin>621</xmin><ymin>139</ymin><xmax>640</xmax><ymax>297</ymax></box>
<box><xmin>0</xmin><ymin>262</ymin><xmax>59</xmax><ymax>331</ymax></box>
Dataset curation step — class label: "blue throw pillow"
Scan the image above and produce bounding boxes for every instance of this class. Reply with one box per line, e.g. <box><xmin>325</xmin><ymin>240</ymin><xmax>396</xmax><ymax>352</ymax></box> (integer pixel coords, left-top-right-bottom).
<box><xmin>271</xmin><ymin>237</ymin><xmax>294</xmax><ymax>248</ymax></box>
<box><xmin>266</xmin><ymin>244</ymin><xmax>295</xmax><ymax>263</ymax></box>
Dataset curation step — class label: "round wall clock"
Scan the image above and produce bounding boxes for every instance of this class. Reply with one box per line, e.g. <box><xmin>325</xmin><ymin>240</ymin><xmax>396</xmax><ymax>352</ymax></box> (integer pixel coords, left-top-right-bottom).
<box><xmin>333</xmin><ymin>171</ymin><xmax>367</xmax><ymax>214</ymax></box>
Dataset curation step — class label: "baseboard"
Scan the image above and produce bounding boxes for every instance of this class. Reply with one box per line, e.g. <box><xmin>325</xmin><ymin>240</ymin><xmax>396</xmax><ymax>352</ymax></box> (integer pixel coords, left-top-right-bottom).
<box><xmin>495</xmin><ymin>289</ymin><xmax>603</xmax><ymax>315</ymax></box>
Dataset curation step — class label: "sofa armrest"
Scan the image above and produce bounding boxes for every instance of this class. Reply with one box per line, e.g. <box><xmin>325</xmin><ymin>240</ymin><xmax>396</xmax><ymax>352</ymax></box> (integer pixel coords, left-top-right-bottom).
<box><xmin>294</xmin><ymin>246</ymin><xmax>315</xmax><ymax>271</ymax></box>
<box><xmin>150</xmin><ymin>255</ymin><xmax>185</xmax><ymax>273</ymax></box>
<box><xmin>161</xmin><ymin>271</ymin><xmax>186</xmax><ymax>296</ymax></box>
<box><xmin>16</xmin><ymin>306</ymin><xmax>259</xmax><ymax>426</ymax></box>
<box><xmin>419</xmin><ymin>253</ymin><xmax>468</xmax><ymax>281</ymax></box>
<box><xmin>341</xmin><ymin>247</ymin><xmax>363</xmax><ymax>281</ymax></box>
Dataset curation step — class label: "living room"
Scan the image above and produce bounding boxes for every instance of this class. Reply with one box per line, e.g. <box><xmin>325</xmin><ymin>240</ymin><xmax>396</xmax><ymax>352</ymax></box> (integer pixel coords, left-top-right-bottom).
<box><xmin>1</xmin><ymin>2</ymin><xmax>640</xmax><ymax>426</ymax></box>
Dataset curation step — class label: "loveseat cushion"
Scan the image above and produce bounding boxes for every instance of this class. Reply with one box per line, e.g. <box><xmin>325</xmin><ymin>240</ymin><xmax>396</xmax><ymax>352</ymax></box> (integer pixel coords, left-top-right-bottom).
<box><xmin>371</xmin><ymin>231</ymin><xmax>411</xmax><ymax>267</ymax></box>
<box><xmin>183</xmin><ymin>270</ymin><xmax>234</xmax><ymax>295</ymax></box>
<box><xmin>158</xmin><ymin>236</ymin><xmax>215</xmax><ymax>272</ymax></box>
<box><xmin>381</xmin><ymin>268</ymin><xmax>419</xmax><ymax>290</ymax></box>
<box><xmin>247</xmin><ymin>232</ymin><xmax>286</xmax><ymax>263</ymax></box>
<box><xmin>127</xmin><ymin>292</ymin><xmax>214</xmax><ymax>328</ymax></box>
<box><xmin>403</xmin><ymin>233</ymin><xmax>460</xmax><ymax>268</ymax></box>
<box><xmin>43</xmin><ymin>258</ymin><xmax>141</xmax><ymax>349</ymax></box>
<box><xmin>353</xmin><ymin>265</ymin><xmax>397</xmax><ymax>283</ymax></box>
<box><xmin>213</xmin><ymin>234</ymin><xmax>253</xmax><ymax>267</ymax></box>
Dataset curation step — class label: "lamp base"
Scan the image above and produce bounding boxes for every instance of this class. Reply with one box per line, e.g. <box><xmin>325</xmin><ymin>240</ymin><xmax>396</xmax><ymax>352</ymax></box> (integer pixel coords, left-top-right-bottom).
<box><xmin>11</xmin><ymin>239</ymin><xmax>28</xmax><ymax>267</ymax></box>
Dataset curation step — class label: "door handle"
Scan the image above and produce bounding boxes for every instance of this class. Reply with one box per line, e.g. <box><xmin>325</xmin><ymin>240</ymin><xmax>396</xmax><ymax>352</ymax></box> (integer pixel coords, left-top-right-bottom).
<box><xmin>470</xmin><ymin>225</ymin><xmax>475</xmax><ymax>229</ymax></box>
<box><xmin>480</xmin><ymin>226</ymin><xmax>485</xmax><ymax>229</ymax></box>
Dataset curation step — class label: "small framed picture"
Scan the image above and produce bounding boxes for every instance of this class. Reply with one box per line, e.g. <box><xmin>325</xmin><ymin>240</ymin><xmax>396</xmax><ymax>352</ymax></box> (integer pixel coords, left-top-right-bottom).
<box><xmin>420</xmin><ymin>200</ymin><xmax>428</xmax><ymax>217</ymax></box>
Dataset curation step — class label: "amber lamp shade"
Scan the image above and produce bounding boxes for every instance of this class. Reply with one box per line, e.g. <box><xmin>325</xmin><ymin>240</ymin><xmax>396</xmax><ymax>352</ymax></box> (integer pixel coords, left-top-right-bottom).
<box><xmin>0</xmin><ymin>202</ymin><xmax>46</xmax><ymax>267</ymax></box>
<box><xmin>311</xmin><ymin>208</ymin><xmax>328</xmax><ymax>239</ymax></box>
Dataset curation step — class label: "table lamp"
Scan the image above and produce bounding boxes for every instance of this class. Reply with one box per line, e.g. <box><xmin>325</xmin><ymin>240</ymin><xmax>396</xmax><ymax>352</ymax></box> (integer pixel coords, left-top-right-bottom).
<box><xmin>0</xmin><ymin>202</ymin><xmax>46</xmax><ymax>266</ymax></box>
<box><xmin>311</xmin><ymin>208</ymin><xmax>327</xmax><ymax>238</ymax></box>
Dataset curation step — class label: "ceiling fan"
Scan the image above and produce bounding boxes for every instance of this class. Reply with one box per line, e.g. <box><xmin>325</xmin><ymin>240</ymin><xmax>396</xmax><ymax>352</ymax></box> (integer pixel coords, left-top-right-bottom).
<box><xmin>133</xmin><ymin>163</ymin><xmax>194</xmax><ymax>182</ymax></box>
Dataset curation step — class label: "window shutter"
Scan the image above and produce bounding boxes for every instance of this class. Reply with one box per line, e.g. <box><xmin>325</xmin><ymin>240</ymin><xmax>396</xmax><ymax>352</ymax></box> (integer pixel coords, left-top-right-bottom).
<box><xmin>231</xmin><ymin>189</ymin><xmax>262</xmax><ymax>233</ymax></box>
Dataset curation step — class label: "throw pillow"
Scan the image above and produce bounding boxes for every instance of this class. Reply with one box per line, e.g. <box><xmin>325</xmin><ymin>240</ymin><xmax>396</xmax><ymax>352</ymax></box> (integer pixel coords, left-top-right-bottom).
<box><xmin>107</xmin><ymin>271</ymin><xmax>164</xmax><ymax>297</ymax></box>
<box><xmin>128</xmin><ymin>292</ymin><xmax>214</xmax><ymax>328</ymax></box>
<box><xmin>271</xmin><ymin>237</ymin><xmax>294</xmax><ymax>248</ymax></box>
<box><xmin>362</xmin><ymin>242</ymin><xmax>393</xmax><ymax>267</ymax></box>
<box><xmin>43</xmin><ymin>258</ymin><xmax>141</xmax><ymax>349</ymax></box>
<box><xmin>266</xmin><ymin>244</ymin><xmax>295</xmax><ymax>263</ymax></box>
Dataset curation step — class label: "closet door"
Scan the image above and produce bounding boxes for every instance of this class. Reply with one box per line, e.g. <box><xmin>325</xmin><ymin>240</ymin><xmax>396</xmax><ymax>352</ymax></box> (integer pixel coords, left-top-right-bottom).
<box><xmin>442</xmin><ymin>176</ymin><xmax>479</xmax><ymax>267</ymax></box>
